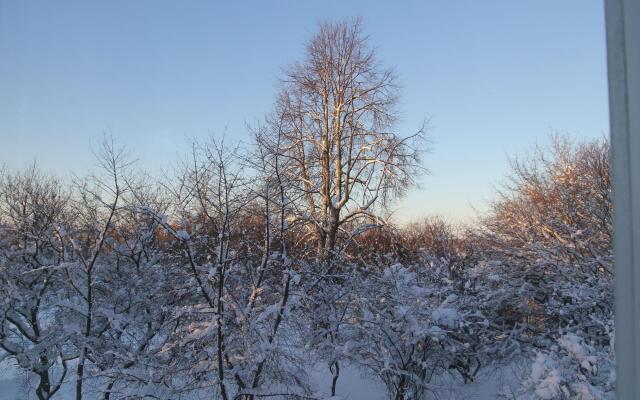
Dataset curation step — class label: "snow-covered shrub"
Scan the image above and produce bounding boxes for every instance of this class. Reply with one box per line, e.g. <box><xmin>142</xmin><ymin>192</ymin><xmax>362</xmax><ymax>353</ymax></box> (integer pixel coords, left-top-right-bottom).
<box><xmin>340</xmin><ymin>256</ymin><xmax>485</xmax><ymax>400</ymax></box>
<box><xmin>520</xmin><ymin>331</ymin><xmax>615</xmax><ymax>399</ymax></box>
<box><xmin>466</xmin><ymin>136</ymin><xmax>614</xmax><ymax>396</ymax></box>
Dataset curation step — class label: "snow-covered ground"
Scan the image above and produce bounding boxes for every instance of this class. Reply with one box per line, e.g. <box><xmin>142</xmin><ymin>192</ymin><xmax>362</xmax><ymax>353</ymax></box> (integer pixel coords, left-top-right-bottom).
<box><xmin>0</xmin><ymin>363</ymin><xmax>30</xmax><ymax>400</ymax></box>
<box><xmin>310</xmin><ymin>362</ymin><xmax>386</xmax><ymax>399</ymax></box>
<box><xmin>0</xmin><ymin>359</ymin><xmax>522</xmax><ymax>400</ymax></box>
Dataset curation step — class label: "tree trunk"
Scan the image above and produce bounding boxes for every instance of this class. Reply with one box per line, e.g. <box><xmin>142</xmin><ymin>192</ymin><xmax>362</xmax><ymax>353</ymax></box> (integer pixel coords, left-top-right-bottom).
<box><xmin>330</xmin><ymin>360</ymin><xmax>340</xmax><ymax>396</ymax></box>
<box><xmin>76</xmin><ymin>269</ymin><xmax>93</xmax><ymax>400</ymax></box>
<box><xmin>35</xmin><ymin>367</ymin><xmax>51</xmax><ymax>400</ymax></box>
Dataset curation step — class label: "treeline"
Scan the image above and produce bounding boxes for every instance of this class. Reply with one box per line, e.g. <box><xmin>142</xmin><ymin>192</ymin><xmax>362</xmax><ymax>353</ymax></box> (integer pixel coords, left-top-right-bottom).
<box><xmin>0</xmin><ymin>18</ymin><xmax>613</xmax><ymax>400</ymax></box>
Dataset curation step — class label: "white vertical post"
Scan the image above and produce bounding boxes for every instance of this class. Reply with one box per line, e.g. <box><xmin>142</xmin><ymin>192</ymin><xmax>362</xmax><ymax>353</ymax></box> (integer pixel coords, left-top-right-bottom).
<box><xmin>606</xmin><ymin>0</ymin><xmax>640</xmax><ymax>398</ymax></box>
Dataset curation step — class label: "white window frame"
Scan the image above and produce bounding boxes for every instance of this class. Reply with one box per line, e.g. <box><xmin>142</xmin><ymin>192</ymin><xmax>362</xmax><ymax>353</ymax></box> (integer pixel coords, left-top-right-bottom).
<box><xmin>606</xmin><ymin>0</ymin><xmax>640</xmax><ymax>397</ymax></box>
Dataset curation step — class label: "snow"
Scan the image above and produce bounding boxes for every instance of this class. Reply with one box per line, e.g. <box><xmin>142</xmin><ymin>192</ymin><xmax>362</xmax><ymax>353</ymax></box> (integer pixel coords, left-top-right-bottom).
<box><xmin>431</xmin><ymin>307</ymin><xmax>461</xmax><ymax>329</ymax></box>
<box><xmin>529</xmin><ymin>354</ymin><xmax>562</xmax><ymax>399</ymax></box>
<box><xmin>0</xmin><ymin>359</ymin><xmax>523</xmax><ymax>400</ymax></box>
<box><xmin>310</xmin><ymin>362</ymin><xmax>386</xmax><ymax>400</ymax></box>
<box><xmin>558</xmin><ymin>333</ymin><xmax>597</xmax><ymax>373</ymax></box>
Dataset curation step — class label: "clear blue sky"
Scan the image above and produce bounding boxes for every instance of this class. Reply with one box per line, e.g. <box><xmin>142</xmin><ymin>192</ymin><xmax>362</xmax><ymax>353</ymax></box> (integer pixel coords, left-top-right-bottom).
<box><xmin>0</xmin><ymin>1</ymin><xmax>609</xmax><ymax>223</ymax></box>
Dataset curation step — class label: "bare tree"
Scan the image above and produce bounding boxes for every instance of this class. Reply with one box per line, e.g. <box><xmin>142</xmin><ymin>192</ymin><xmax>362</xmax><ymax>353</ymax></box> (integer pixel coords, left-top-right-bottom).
<box><xmin>0</xmin><ymin>165</ymin><xmax>72</xmax><ymax>400</ymax></box>
<box><xmin>67</xmin><ymin>138</ymin><xmax>132</xmax><ymax>400</ymax></box>
<box><xmin>273</xmin><ymin>18</ymin><xmax>425</xmax><ymax>263</ymax></box>
<box><xmin>94</xmin><ymin>173</ymin><xmax>178</xmax><ymax>400</ymax></box>
<box><xmin>259</xmin><ymin>19</ymin><xmax>427</xmax><ymax>395</ymax></box>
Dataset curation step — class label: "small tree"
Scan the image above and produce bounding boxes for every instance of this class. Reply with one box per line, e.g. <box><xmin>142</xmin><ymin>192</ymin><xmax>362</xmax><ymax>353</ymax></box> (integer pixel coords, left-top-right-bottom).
<box><xmin>65</xmin><ymin>138</ymin><xmax>132</xmax><ymax>400</ymax></box>
<box><xmin>0</xmin><ymin>166</ymin><xmax>72</xmax><ymax>400</ymax></box>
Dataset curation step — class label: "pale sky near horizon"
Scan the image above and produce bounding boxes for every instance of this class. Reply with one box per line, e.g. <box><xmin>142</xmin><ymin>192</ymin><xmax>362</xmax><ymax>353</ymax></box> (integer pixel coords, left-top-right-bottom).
<box><xmin>0</xmin><ymin>1</ymin><xmax>609</xmax><ymax>224</ymax></box>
